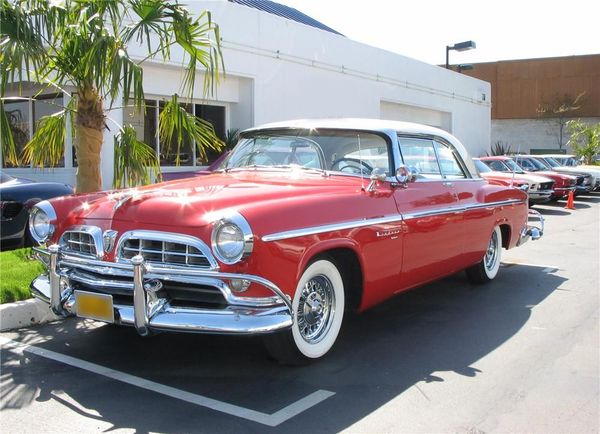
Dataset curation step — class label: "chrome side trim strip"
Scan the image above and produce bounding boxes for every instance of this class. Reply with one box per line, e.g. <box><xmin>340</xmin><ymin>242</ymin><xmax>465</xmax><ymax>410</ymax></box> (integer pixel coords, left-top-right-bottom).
<box><xmin>262</xmin><ymin>215</ymin><xmax>404</xmax><ymax>242</ymax></box>
<box><xmin>462</xmin><ymin>198</ymin><xmax>524</xmax><ymax>211</ymax></box>
<box><xmin>404</xmin><ymin>199</ymin><xmax>524</xmax><ymax>219</ymax></box>
<box><xmin>263</xmin><ymin>199</ymin><xmax>524</xmax><ymax>242</ymax></box>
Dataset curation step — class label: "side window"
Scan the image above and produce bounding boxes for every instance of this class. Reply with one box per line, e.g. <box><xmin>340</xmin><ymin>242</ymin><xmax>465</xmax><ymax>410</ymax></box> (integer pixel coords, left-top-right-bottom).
<box><xmin>398</xmin><ymin>137</ymin><xmax>442</xmax><ymax>179</ymax></box>
<box><xmin>434</xmin><ymin>141</ymin><xmax>467</xmax><ymax>179</ymax></box>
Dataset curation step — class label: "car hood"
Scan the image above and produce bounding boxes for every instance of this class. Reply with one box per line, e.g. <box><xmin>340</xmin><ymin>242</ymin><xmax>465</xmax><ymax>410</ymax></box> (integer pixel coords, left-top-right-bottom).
<box><xmin>481</xmin><ymin>171</ymin><xmax>552</xmax><ymax>184</ymax></box>
<box><xmin>64</xmin><ymin>170</ymin><xmax>360</xmax><ymax>228</ymax></box>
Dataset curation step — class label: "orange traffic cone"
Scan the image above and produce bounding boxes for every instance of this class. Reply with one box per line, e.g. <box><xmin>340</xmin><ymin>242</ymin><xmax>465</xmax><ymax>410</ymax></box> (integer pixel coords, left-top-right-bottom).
<box><xmin>565</xmin><ymin>190</ymin><xmax>576</xmax><ymax>210</ymax></box>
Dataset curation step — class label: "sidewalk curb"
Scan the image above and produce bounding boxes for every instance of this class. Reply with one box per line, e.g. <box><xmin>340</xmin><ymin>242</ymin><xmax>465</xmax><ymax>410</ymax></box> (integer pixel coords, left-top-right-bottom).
<box><xmin>0</xmin><ymin>298</ymin><xmax>60</xmax><ymax>331</ymax></box>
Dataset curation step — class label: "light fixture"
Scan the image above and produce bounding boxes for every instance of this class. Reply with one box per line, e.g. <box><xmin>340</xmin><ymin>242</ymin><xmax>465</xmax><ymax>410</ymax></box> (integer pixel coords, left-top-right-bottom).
<box><xmin>445</xmin><ymin>40</ymin><xmax>476</xmax><ymax>69</ymax></box>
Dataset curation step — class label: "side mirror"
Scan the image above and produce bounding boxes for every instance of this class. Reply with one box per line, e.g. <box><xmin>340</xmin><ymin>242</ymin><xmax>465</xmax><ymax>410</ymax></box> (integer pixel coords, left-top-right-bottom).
<box><xmin>396</xmin><ymin>164</ymin><xmax>417</xmax><ymax>185</ymax></box>
<box><xmin>366</xmin><ymin>168</ymin><xmax>387</xmax><ymax>192</ymax></box>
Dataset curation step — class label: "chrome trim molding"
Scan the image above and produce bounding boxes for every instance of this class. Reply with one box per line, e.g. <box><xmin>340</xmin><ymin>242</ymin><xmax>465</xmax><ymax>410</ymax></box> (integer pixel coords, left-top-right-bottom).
<box><xmin>263</xmin><ymin>199</ymin><xmax>524</xmax><ymax>242</ymax></box>
<box><xmin>28</xmin><ymin>200</ymin><xmax>57</xmax><ymax>244</ymax></box>
<box><xmin>262</xmin><ymin>215</ymin><xmax>405</xmax><ymax>242</ymax></box>
<box><xmin>210</xmin><ymin>212</ymin><xmax>254</xmax><ymax>265</ymax></box>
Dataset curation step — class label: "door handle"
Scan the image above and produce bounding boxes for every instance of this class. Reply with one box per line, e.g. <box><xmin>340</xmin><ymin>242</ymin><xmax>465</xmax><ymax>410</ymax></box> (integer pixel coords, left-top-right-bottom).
<box><xmin>443</xmin><ymin>181</ymin><xmax>454</xmax><ymax>187</ymax></box>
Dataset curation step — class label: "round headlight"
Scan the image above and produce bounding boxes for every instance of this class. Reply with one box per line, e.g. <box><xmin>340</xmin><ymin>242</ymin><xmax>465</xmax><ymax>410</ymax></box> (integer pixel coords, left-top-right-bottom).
<box><xmin>28</xmin><ymin>201</ymin><xmax>57</xmax><ymax>244</ymax></box>
<box><xmin>211</xmin><ymin>213</ymin><xmax>253</xmax><ymax>265</ymax></box>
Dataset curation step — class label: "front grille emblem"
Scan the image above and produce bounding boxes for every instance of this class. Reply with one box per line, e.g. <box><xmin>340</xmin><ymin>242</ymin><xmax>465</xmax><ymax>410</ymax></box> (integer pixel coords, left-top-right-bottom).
<box><xmin>103</xmin><ymin>230</ymin><xmax>118</xmax><ymax>253</ymax></box>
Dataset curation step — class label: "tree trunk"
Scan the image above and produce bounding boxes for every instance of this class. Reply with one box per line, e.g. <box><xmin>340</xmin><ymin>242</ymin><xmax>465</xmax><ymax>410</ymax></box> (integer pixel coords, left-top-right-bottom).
<box><xmin>75</xmin><ymin>87</ymin><xmax>105</xmax><ymax>193</ymax></box>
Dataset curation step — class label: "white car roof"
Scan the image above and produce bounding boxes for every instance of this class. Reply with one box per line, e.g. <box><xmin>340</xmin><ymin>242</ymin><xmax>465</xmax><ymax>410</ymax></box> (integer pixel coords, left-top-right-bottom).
<box><xmin>244</xmin><ymin>118</ymin><xmax>477</xmax><ymax>176</ymax></box>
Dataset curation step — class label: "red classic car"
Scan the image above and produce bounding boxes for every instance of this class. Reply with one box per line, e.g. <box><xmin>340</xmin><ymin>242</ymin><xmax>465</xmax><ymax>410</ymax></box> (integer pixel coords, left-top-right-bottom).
<box><xmin>29</xmin><ymin>119</ymin><xmax>544</xmax><ymax>364</ymax></box>
<box><xmin>510</xmin><ymin>156</ymin><xmax>577</xmax><ymax>200</ymax></box>
<box><xmin>473</xmin><ymin>158</ymin><xmax>554</xmax><ymax>204</ymax></box>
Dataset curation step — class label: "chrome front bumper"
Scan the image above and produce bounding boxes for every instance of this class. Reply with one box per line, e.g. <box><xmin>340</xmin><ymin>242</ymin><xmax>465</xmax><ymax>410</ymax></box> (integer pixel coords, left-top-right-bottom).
<box><xmin>31</xmin><ymin>246</ymin><xmax>293</xmax><ymax>335</ymax></box>
<box><xmin>517</xmin><ymin>209</ymin><xmax>545</xmax><ymax>246</ymax></box>
<box><xmin>528</xmin><ymin>189</ymin><xmax>554</xmax><ymax>203</ymax></box>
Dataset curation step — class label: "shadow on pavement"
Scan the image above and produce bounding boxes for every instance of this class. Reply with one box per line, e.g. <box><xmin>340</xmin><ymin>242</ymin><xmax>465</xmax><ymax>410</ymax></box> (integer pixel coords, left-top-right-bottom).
<box><xmin>1</xmin><ymin>263</ymin><xmax>566</xmax><ymax>433</ymax></box>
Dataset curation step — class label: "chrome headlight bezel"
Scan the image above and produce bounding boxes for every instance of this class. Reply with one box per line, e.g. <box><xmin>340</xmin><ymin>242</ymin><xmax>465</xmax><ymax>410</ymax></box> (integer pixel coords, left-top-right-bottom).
<box><xmin>28</xmin><ymin>200</ymin><xmax>57</xmax><ymax>244</ymax></box>
<box><xmin>211</xmin><ymin>212</ymin><xmax>254</xmax><ymax>265</ymax></box>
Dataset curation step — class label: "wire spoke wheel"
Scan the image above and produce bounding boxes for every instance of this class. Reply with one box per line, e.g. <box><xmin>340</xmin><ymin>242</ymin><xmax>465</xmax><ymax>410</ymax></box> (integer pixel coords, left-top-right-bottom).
<box><xmin>263</xmin><ymin>259</ymin><xmax>345</xmax><ymax>364</ymax></box>
<box><xmin>297</xmin><ymin>275</ymin><xmax>335</xmax><ymax>344</ymax></box>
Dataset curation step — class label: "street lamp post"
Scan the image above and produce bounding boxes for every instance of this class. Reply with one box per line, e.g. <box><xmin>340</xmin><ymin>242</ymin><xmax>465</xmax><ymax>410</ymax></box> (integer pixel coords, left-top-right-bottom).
<box><xmin>445</xmin><ymin>40</ymin><xmax>476</xmax><ymax>69</ymax></box>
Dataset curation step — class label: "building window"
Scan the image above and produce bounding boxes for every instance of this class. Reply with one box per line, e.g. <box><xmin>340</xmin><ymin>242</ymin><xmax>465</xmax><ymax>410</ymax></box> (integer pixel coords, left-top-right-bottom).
<box><xmin>2</xmin><ymin>100</ymin><xmax>30</xmax><ymax>167</ymax></box>
<box><xmin>123</xmin><ymin>99</ymin><xmax>226</xmax><ymax>167</ymax></box>
<box><xmin>2</xmin><ymin>94</ymin><xmax>64</xmax><ymax>168</ymax></box>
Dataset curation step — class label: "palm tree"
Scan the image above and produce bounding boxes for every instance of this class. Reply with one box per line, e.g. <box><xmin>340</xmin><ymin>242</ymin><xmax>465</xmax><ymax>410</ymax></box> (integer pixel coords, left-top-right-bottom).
<box><xmin>0</xmin><ymin>0</ymin><xmax>224</xmax><ymax>192</ymax></box>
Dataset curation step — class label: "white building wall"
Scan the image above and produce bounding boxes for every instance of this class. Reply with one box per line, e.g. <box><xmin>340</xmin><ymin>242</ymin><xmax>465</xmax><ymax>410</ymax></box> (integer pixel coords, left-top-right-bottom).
<box><xmin>5</xmin><ymin>0</ymin><xmax>492</xmax><ymax>187</ymax></box>
<box><xmin>491</xmin><ymin>117</ymin><xmax>600</xmax><ymax>155</ymax></box>
<box><xmin>198</xmin><ymin>1</ymin><xmax>491</xmax><ymax>156</ymax></box>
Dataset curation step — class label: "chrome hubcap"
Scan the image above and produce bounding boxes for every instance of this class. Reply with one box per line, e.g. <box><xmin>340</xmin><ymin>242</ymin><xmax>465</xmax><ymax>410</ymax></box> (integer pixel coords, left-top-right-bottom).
<box><xmin>484</xmin><ymin>231</ymin><xmax>499</xmax><ymax>271</ymax></box>
<box><xmin>297</xmin><ymin>275</ymin><xmax>335</xmax><ymax>344</ymax></box>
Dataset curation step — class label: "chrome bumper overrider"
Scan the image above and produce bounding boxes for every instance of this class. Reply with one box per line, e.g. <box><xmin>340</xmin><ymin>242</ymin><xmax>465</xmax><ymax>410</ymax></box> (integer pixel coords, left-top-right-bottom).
<box><xmin>31</xmin><ymin>246</ymin><xmax>293</xmax><ymax>335</ymax></box>
<box><xmin>517</xmin><ymin>209</ymin><xmax>545</xmax><ymax>246</ymax></box>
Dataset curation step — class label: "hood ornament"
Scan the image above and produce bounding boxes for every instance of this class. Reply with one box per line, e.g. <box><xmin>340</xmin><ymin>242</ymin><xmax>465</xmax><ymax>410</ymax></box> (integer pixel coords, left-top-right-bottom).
<box><xmin>113</xmin><ymin>193</ymin><xmax>134</xmax><ymax>211</ymax></box>
<box><xmin>103</xmin><ymin>230</ymin><xmax>118</xmax><ymax>253</ymax></box>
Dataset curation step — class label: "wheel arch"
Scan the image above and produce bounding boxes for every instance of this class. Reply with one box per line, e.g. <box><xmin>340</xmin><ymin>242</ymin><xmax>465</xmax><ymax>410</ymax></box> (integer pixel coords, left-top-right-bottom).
<box><xmin>299</xmin><ymin>240</ymin><xmax>364</xmax><ymax>312</ymax></box>
<box><xmin>499</xmin><ymin>223</ymin><xmax>511</xmax><ymax>249</ymax></box>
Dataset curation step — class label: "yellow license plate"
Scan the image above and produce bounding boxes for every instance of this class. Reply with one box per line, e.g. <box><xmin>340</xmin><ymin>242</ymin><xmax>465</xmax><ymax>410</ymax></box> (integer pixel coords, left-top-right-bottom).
<box><xmin>75</xmin><ymin>290</ymin><xmax>114</xmax><ymax>323</ymax></box>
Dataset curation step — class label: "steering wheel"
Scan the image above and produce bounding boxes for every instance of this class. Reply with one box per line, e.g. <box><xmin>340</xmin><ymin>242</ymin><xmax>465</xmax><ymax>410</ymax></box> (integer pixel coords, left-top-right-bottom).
<box><xmin>330</xmin><ymin>157</ymin><xmax>373</xmax><ymax>175</ymax></box>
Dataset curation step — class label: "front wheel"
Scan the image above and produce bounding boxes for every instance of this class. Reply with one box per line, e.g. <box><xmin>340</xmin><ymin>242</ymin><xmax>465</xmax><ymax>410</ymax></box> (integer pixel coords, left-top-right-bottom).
<box><xmin>264</xmin><ymin>259</ymin><xmax>345</xmax><ymax>365</ymax></box>
<box><xmin>466</xmin><ymin>226</ymin><xmax>502</xmax><ymax>284</ymax></box>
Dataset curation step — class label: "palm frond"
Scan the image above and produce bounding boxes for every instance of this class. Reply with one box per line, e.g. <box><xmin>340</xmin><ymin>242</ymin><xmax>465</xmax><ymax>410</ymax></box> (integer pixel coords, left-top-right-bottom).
<box><xmin>114</xmin><ymin>124</ymin><xmax>162</xmax><ymax>188</ymax></box>
<box><xmin>159</xmin><ymin>94</ymin><xmax>224</xmax><ymax>165</ymax></box>
<box><xmin>22</xmin><ymin>111</ymin><xmax>67</xmax><ymax>167</ymax></box>
<box><xmin>0</xmin><ymin>0</ymin><xmax>47</xmax><ymax>95</ymax></box>
<box><xmin>0</xmin><ymin>100</ymin><xmax>19</xmax><ymax>166</ymax></box>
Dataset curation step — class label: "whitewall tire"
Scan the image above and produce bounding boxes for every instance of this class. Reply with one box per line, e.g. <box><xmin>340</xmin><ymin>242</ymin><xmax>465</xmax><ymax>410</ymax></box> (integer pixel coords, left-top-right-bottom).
<box><xmin>264</xmin><ymin>259</ymin><xmax>345</xmax><ymax>364</ymax></box>
<box><xmin>466</xmin><ymin>226</ymin><xmax>502</xmax><ymax>284</ymax></box>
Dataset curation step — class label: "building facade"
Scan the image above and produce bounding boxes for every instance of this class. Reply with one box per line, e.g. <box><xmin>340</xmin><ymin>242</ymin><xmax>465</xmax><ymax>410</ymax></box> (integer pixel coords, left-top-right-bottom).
<box><xmin>3</xmin><ymin>0</ymin><xmax>491</xmax><ymax>189</ymax></box>
<box><xmin>458</xmin><ymin>54</ymin><xmax>600</xmax><ymax>155</ymax></box>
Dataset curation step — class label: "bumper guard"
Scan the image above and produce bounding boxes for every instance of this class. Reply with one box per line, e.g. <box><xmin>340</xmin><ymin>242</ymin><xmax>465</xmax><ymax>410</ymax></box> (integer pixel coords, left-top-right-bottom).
<box><xmin>31</xmin><ymin>247</ymin><xmax>293</xmax><ymax>335</ymax></box>
<box><xmin>517</xmin><ymin>209</ymin><xmax>545</xmax><ymax>246</ymax></box>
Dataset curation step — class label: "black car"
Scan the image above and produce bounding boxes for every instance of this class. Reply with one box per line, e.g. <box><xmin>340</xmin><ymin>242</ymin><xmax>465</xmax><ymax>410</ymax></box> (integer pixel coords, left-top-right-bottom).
<box><xmin>0</xmin><ymin>172</ymin><xmax>73</xmax><ymax>249</ymax></box>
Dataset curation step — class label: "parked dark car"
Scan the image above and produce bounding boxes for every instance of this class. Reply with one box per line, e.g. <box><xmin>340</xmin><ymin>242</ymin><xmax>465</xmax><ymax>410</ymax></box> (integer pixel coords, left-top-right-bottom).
<box><xmin>0</xmin><ymin>172</ymin><xmax>73</xmax><ymax>249</ymax></box>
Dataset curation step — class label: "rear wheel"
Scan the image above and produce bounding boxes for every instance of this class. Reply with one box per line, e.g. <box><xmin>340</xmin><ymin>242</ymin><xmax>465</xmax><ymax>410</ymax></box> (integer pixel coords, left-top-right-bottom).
<box><xmin>264</xmin><ymin>259</ymin><xmax>345</xmax><ymax>365</ymax></box>
<box><xmin>466</xmin><ymin>226</ymin><xmax>502</xmax><ymax>284</ymax></box>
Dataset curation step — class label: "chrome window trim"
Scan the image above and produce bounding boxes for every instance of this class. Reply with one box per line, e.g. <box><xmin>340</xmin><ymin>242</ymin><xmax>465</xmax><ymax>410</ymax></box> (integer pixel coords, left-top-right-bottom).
<box><xmin>59</xmin><ymin>225</ymin><xmax>104</xmax><ymax>259</ymax></box>
<box><xmin>115</xmin><ymin>230</ymin><xmax>219</xmax><ymax>271</ymax></box>
<box><xmin>262</xmin><ymin>198</ymin><xmax>525</xmax><ymax>242</ymax></box>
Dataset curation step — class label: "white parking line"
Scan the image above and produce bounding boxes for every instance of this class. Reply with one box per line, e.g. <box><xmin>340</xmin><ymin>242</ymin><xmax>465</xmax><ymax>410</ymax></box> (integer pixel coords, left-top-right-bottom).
<box><xmin>0</xmin><ymin>337</ymin><xmax>335</xmax><ymax>427</ymax></box>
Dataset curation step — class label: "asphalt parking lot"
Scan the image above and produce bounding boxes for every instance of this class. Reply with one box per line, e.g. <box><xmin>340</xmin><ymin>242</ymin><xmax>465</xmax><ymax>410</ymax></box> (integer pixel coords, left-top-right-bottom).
<box><xmin>1</xmin><ymin>194</ymin><xmax>598</xmax><ymax>433</ymax></box>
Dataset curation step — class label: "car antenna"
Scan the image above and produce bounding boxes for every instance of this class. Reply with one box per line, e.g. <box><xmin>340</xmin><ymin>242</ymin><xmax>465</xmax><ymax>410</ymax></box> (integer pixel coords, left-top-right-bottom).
<box><xmin>511</xmin><ymin>143</ymin><xmax>522</xmax><ymax>188</ymax></box>
<box><xmin>358</xmin><ymin>133</ymin><xmax>365</xmax><ymax>191</ymax></box>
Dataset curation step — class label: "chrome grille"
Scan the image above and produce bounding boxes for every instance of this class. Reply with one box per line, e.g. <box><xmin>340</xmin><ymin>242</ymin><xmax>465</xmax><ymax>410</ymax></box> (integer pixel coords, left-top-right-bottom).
<box><xmin>118</xmin><ymin>232</ymin><xmax>215</xmax><ymax>269</ymax></box>
<box><xmin>61</xmin><ymin>231</ymin><xmax>98</xmax><ymax>256</ymax></box>
<box><xmin>540</xmin><ymin>182</ymin><xmax>554</xmax><ymax>190</ymax></box>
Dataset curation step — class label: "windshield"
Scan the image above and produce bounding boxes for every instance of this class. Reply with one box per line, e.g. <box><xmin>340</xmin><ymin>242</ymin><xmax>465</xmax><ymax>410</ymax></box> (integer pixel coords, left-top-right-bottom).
<box><xmin>522</xmin><ymin>157</ymin><xmax>547</xmax><ymax>171</ymax></box>
<box><xmin>543</xmin><ymin>157</ymin><xmax>561</xmax><ymax>168</ymax></box>
<box><xmin>473</xmin><ymin>159</ymin><xmax>492</xmax><ymax>173</ymax></box>
<box><xmin>503</xmin><ymin>158</ymin><xmax>525</xmax><ymax>173</ymax></box>
<box><xmin>221</xmin><ymin>129</ymin><xmax>391</xmax><ymax>177</ymax></box>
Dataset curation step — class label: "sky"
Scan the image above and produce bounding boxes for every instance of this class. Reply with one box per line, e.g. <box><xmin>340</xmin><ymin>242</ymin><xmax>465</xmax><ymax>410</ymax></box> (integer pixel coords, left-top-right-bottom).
<box><xmin>275</xmin><ymin>0</ymin><xmax>599</xmax><ymax>65</ymax></box>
